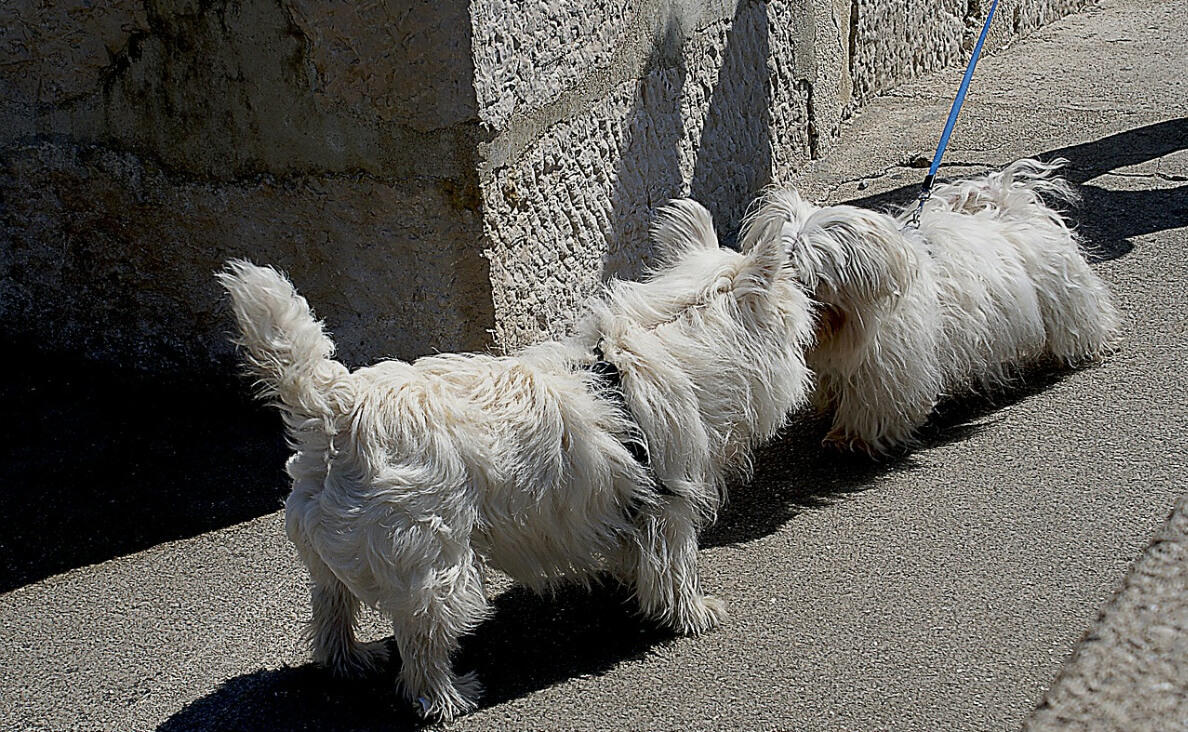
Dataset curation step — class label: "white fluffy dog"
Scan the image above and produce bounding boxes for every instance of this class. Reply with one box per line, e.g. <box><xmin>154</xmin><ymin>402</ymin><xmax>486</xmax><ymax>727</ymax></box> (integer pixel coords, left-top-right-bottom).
<box><xmin>217</xmin><ymin>199</ymin><xmax>814</xmax><ymax>720</ymax></box>
<box><xmin>741</xmin><ymin>158</ymin><xmax>1120</xmax><ymax>454</ymax></box>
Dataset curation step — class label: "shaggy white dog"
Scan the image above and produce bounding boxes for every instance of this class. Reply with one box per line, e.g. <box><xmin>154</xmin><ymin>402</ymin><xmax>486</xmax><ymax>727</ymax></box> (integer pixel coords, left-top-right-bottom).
<box><xmin>218</xmin><ymin>199</ymin><xmax>814</xmax><ymax>720</ymax></box>
<box><xmin>741</xmin><ymin>158</ymin><xmax>1120</xmax><ymax>454</ymax></box>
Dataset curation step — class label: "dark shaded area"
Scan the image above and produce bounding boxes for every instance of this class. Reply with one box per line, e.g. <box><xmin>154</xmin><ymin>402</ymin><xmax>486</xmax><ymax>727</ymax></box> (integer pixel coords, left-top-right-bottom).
<box><xmin>846</xmin><ymin>117</ymin><xmax>1188</xmax><ymax>263</ymax></box>
<box><xmin>1049</xmin><ymin>117</ymin><xmax>1188</xmax><ymax>187</ymax></box>
<box><xmin>704</xmin><ymin>412</ymin><xmax>891</xmax><ymax>549</ymax></box>
<box><xmin>1033</xmin><ymin>117</ymin><xmax>1187</xmax><ymax>262</ymax></box>
<box><xmin>457</xmin><ymin>583</ymin><xmax>668</xmax><ymax>708</ymax></box>
<box><xmin>157</xmin><ymin>663</ymin><xmax>415</xmax><ymax>732</ymax></box>
<box><xmin>0</xmin><ymin>337</ymin><xmax>289</xmax><ymax>592</ymax></box>
<box><xmin>157</xmin><ymin>663</ymin><xmax>414</xmax><ymax>732</ymax></box>
<box><xmin>158</xmin><ymin>583</ymin><xmax>668</xmax><ymax>732</ymax></box>
<box><xmin>705</xmin><ymin>361</ymin><xmax>1074</xmax><ymax>548</ymax></box>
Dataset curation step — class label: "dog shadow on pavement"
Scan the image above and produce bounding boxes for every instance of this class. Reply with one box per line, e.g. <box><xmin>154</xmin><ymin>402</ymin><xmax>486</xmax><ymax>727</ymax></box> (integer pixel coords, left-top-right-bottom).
<box><xmin>157</xmin><ymin>584</ymin><xmax>672</xmax><ymax>731</ymax></box>
<box><xmin>703</xmin><ymin>362</ymin><xmax>1072</xmax><ymax>549</ymax></box>
<box><xmin>157</xmin><ymin>365</ymin><xmax>1074</xmax><ymax>732</ymax></box>
<box><xmin>156</xmin><ymin>663</ymin><xmax>417</xmax><ymax>732</ymax></box>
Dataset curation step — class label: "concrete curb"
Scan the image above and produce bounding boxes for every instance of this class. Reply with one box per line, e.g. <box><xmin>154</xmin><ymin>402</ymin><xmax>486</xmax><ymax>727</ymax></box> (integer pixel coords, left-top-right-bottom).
<box><xmin>1026</xmin><ymin>497</ymin><xmax>1188</xmax><ymax>731</ymax></box>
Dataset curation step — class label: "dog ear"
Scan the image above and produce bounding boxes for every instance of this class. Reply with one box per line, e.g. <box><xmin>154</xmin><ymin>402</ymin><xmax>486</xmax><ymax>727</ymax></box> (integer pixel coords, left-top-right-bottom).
<box><xmin>736</xmin><ymin>225</ymin><xmax>787</xmax><ymax>296</ymax></box>
<box><xmin>651</xmin><ymin>198</ymin><xmax>719</xmax><ymax>265</ymax></box>
<box><xmin>739</xmin><ymin>187</ymin><xmax>810</xmax><ymax>254</ymax></box>
<box><xmin>799</xmin><ymin>206</ymin><xmax>919</xmax><ymax>303</ymax></box>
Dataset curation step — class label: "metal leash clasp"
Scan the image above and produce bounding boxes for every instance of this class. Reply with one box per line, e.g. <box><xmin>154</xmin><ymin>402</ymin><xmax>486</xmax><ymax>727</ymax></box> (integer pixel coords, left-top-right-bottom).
<box><xmin>906</xmin><ymin>173</ymin><xmax>935</xmax><ymax>229</ymax></box>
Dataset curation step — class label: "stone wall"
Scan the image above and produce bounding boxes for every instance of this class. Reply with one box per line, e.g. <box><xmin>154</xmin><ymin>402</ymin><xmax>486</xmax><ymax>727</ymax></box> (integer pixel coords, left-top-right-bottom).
<box><xmin>1</xmin><ymin>0</ymin><xmax>491</xmax><ymax>370</ymax></box>
<box><xmin>0</xmin><ymin>0</ymin><xmax>1093</xmax><ymax>373</ymax></box>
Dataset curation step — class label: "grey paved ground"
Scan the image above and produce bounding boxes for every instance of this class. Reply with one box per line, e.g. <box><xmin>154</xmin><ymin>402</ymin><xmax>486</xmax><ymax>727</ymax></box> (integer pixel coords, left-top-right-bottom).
<box><xmin>2</xmin><ymin>0</ymin><xmax>1185</xmax><ymax>730</ymax></box>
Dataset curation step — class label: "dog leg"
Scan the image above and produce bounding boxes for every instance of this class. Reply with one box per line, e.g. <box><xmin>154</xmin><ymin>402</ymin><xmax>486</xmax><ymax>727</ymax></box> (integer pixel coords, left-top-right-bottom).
<box><xmin>818</xmin><ymin>331</ymin><xmax>940</xmax><ymax>455</ymax></box>
<box><xmin>826</xmin><ymin>382</ymin><xmax>928</xmax><ymax>456</ymax></box>
<box><xmin>1031</xmin><ymin>253</ymin><xmax>1120</xmax><ymax>363</ymax></box>
<box><xmin>385</xmin><ymin>552</ymin><xmax>488</xmax><ymax>721</ymax></box>
<box><xmin>631</xmin><ymin>496</ymin><xmax>727</xmax><ymax>636</ymax></box>
<box><xmin>296</xmin><ymin>542</ymin><xmax>390</xmax><ymax>678</ymax></box>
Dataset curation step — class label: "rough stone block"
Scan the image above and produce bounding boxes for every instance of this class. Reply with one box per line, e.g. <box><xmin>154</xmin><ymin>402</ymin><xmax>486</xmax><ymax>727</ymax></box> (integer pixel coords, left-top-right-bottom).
<box><xmin>0</xmin><ymin>0</ymin><xmax>1098</xmax><ymax>374</ymax></box>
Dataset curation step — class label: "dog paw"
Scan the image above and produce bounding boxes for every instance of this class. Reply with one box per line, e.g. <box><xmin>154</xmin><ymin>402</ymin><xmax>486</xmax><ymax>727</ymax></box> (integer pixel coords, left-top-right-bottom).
<box><xmin>822</xmin><ymin>429</ymin><xmax>884</xmax><ymax>457</ymax></box>
<box><xmin>673</xmin><ymin>595</ymin><xmax>729</xmax><ymax>635</ymax></box>
<box><xmin>822</xmin><ymin>429</ymin><xmax>860</xmax><ymax>452</ymax></box>
<box><xmin>410</xmin><ymin>673</ymin><xmax>483</xmax><ymax>721</ymax></box>
<box><xmin>699</xmin><ymin>595</ymin><xmax>729</xmax><ymax>629</ymax></box>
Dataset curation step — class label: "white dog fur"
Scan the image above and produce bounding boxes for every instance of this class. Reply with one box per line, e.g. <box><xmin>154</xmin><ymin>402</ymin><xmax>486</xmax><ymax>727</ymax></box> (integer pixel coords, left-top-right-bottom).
<box><xmin>217</xmin><ymin>199</ymin><xmax>814</xmax><ymax>720</ymax></box>
<box><xmin>740</xmin><ymin>158</ymin><xmax>1120</xmax><ymax>454</ymax></box>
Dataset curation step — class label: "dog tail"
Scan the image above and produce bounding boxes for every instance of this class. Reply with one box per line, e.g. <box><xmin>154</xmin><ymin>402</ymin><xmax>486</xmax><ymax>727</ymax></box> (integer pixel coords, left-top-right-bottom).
<box><xmin>216</xmin><ymin>260</ymin><xmax>351</xmax><ymax>428</ymax></box>
<box><xmin>927</xmin><ymin>157</ymin><xmax>1077</xmax><ymax>221</ymax></box>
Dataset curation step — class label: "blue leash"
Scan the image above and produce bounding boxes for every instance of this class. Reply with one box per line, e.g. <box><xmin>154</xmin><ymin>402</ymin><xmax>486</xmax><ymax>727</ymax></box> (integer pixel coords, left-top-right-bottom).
<box><xmin>908</xmin><ymin>0</ymin><xmax>999</xmax><ymax>227</ymax></box>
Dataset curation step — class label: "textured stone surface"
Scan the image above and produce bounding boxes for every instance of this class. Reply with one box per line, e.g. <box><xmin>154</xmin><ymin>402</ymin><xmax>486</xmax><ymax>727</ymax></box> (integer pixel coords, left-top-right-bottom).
<box><xmin>481</xmin><ymin>0</ymin><xmax>811</xmax><ymax>347</ymax></box>
<box><xmin>849</xmin><ymin>0</ymin><xmax>1095</xmax><ymax>103</ymax></box>
<box><xmin>850</xmin><ymin>0</ymin><xmax>966</xmax><ymax>102</ymax></box>
<box><xmin>0</xmin><ymin>0</ymin><xmax>1098</xmax><ymax>374</ymax></box>
<box><xmin>286</xmin><ymin>0</ymin><xmax>478</xmax><ymax>131</ymax></box>
<box><xmin>1</xmin><ymin>0</ymin><xmax>488</xmax><ymax>372</ymax></box>
<box><xmin>0</xmin><ymin>143</ymin><xmax>492</xmax><ymax>370</ymax></box>
<box><xmin>471</xmin><ymin>0</ymin><xmax>635</xmax><ymax>129</ymax></box>
<box><xmin>482</xmin><ymin>71</ymin><xmax>683</xmax><ymax>347</ymax></box>
<box><xmin>0</xmin><ymin>1</ymin><xmax>149</xmax><ymax>108</ymax></box>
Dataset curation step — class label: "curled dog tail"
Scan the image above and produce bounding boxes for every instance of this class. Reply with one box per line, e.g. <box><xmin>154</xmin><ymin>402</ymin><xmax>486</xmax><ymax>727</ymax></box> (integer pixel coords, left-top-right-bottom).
<box><xmin>216</xmin><ymin>260</ymin><xmax>351</xmax><ymax>430</ymax></box>
<box><xmin>926</xmin><ymin>157</ymin><xmax>1077</xmax><ymax>222</ymax></box>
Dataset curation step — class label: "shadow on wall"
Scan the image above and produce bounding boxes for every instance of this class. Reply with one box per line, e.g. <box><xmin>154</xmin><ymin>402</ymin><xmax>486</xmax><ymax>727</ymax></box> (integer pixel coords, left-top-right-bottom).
<box><xmin>604</xmin><ymin>15</ymin><xmax>689</xmax><ymax>282</ymax></box>
<box><xmin>844</xmin><ymin>117</ymin><xmax>1188</xmax><ymax>263</ymax></box>
<box><xmin>606</xmin><ymin>0</ymin><xmax>772</xmax><ymax>282</ymax></box>
<box><xmin>687</xmin><ymin>0</ymin><xmax>773</xmax><ymax>247</ymax></box>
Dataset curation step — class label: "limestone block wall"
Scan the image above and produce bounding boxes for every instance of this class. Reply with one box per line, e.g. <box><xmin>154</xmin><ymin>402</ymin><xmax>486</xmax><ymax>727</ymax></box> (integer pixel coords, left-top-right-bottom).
<box><xmin>0</xmin><ymin>0</ymin><xmax>1093</xmax><ymax>374</ymax></box>
<box><xmin>474</xmin><ymin>0</ymin><xmax>1093</xmax><ymax>347</ymax></box>
<box><xmin>1</xmin><ymin>0</ymin><xmax>491</xmax><ymax>370</ymax></box>
<box><xmin>849</xmin><ymin>0</ymin><xmax>1090</xmax><ymax>102</ymax></box>
<box><xmin>477</xmin><ymin>0</ymin><xmax>813</xmax><ymax>346</ymax></box>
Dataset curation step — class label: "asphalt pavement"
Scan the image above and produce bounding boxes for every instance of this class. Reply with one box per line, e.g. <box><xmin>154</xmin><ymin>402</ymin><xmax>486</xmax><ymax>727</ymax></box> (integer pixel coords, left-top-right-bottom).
<box><xmin>2</xmin><ymin>0</ymin><xmax>1185</xmax><ymax>729</ymax></box>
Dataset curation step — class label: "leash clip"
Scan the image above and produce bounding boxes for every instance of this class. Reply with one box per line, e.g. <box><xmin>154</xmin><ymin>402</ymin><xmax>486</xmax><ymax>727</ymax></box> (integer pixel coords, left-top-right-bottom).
<box><xmin>906</xmin><ymin>173</ymin><xmax>935</xmax><ymax>229</ymax></box>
